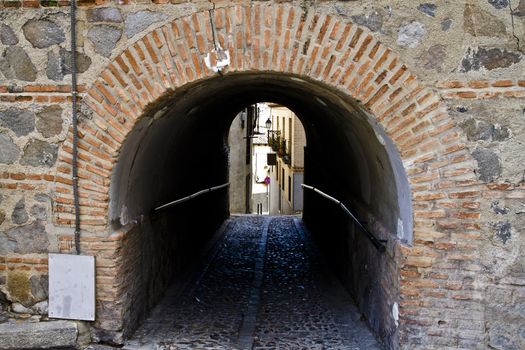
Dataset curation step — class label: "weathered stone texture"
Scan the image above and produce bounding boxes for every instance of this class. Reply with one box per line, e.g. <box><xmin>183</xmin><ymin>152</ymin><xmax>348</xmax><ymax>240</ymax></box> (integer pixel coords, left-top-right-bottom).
<box><xmin>484</xmin><ymin>253</ymin><xmax>525</xmax><ymax>350</ymax></box>
<box><xmin>0</xmin><ymin>321</ymin><xmax>77</xmax><ymax>349</ymax></box>
<box><xmin>59</xmin><ymin>48</ymin><xmax>92</xmax><ymax>75</ymax></box>
<box><xmin>461</xmin><ymin>47</ymin><xmax>521</xmax><ymax>72</ymax></box>
<box><xmin>34</xmin><ymin>193</ymin><xmax>49</xmax><ymax>203</ymax></box>
<box><xmin>513</xmin><ymin>0</ymin><xmax>525</xmax><ymax>16</ymax></box>
<box><xmin>351</xmin><ymin>10</ymin><xmax>383</xmax><ymax>32</ymax></box>
<box><xmin>87</xmin><ymin>25</ymin><xmax>122</xmax><ymax>58</ymax></box>
<box><xmin>465</xmin><ymin>104</ymin><xmax>525</xmax><ymax>350</ymax></box>
<box><xmin>12</xmin><ymin>302</ymin><xmax>32</xmax><ymax>314</ymax></box>
<box><xmin>491</xmin><ymin>201</ymin><xmax>510</xmax><ymax>215</ymax></box>
<box><xmin>460</xmin><ymin>119</ymin><xmax>511</xmax><ymax>142</ymax></box>
<box><xmin>0</xmin><ymin>23</ymin><xmax>18</xmax><ymax>46</ymax></box>
<box><xmin>417</xmin><ymin>44</ymin><xmax>446</xmax><ymax>72</ymax></box>
<box><xmin>11</xmin><ymin>198</ymin><xmax>29</xmax><ymax>225</ymax></box>
<box><xmin>30</xmin><ymin>275</ymin><xmax>48</xmax><ymax>302</ymax></box>
<box><xmin>87</xmin><ymin>7</ymin><xmax>123</xmax><ymax>23</ymax></box>
<box><xmin>22</xmin><ymin>19</ymin><xmax>65</xmax><ymax>48</ymax></box>
<box><xmin>32</xmin><ymin>300</ymin><xmax>48</xmax><ymax>315</ymax></box>
<box><xmin>0</xmin><ymin>108</ymin><xmax>35</xmax><ymax>137</ymax></box>
<box><xmin>492</xmin><ymin>221</ymin><xmax>512</xmax><ymax>244</ymax></box>
<box><xmin>472</xmin><ymin>148</ymin><xmax>501</xmax><ymax>182</ymax></box>
<box><xmin>397</xmin><ymin>21</ymin><xmax>425</xmax><ymax>48</ymax></box>
<box><xmin>418</xmin><ymin>3</ymin><xmax>437</xmax><ymax>17</ymax></box>
<box><xmin>1</xmin><ymin>46</ymin><xmax>37</xmax><ymax>81</ymax></box>
<box><xmin>20</xmin><ymin>139</ymin><xmax>58</xmax><ymax>167</ymax></box>
<box><xmin>36</xmin><ymin>105</ymin><xmax>63</xmax><ymax>138</ymax></box>
<box><xmin>450</xmin><ymin>100</ymin><xmax>524</xmax><ymax>183</ymax></box>
<box><xmin>0</xmin><ymin>220</ymin><xmax>48</xmax><ymax>254</ymax></box>
<box><xmin>0</xmin><ymin>132</ymin><xmax>19</xmax><ymax>164</ymax></box>
<box><xmin>488</xmin><ymin>0</ymin><xmax>509</xmax><ymax>9</ymax></box>
<box><xmin>441</xmin><ymin>18</ymin><xmax>452</xmax><ymax>31</ymax></box>
<box><xmin>4</xmin><ymin>271</ymin><xmax>31</xmax><ymax>304</ymax></box>
<box><xmin>464</xmin><ymin>4</ymin><xmax>507</xmax><ymax>37</ymax></box>
<box><xmin>46</xmin><ymin>51</ymin><xmax>63</xmax><ymax>81</ymax></box>
<box><xmin>30</xmin><ymin>204</ymin><xmax>47</xmax><ymax>221</ymax></box>
<box><xmin>124</xmin><ymin>10</ymin><xmax>168</xmax><ymax>38</ymax></box>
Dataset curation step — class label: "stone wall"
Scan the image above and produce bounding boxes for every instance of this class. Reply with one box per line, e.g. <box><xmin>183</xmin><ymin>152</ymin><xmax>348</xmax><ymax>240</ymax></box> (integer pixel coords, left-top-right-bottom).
<box><xmin>228</xmin><ymin>111</ymin><xmax>250</xmax><ymax>214</ymax></box>
<box><xmin>291</xmin><ymin>114</ymin><xmax>305</xmax><ymax>169</ymax></box>
<box><xmin>0</xmin><ymin>1</ymin><xmax>523</xmax><ymax>349</ymax></box>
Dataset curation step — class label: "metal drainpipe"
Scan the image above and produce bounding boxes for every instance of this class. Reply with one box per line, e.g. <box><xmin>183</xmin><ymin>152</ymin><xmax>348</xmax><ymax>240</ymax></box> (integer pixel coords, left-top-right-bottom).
<box><xmin>70</xmin><ymin>0</ymin><xmax>81</xmax><ymax>255</ymax></box>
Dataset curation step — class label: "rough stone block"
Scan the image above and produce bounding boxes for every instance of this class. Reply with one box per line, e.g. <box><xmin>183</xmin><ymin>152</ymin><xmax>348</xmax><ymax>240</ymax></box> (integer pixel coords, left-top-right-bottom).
<box><xmin>464</xmin><ymin>4</ymin><xmax>506</xmax><ymax>37</ymax></box>
<box><xmin>0</xmin><ymin>320</ymin><xmax>77</xmax><ymax>349</ymax></box>
<box><xmin>30</xmin><ymin>274</ymin><xmax>49</xmax><ymax>302</ymax></box>
<box><xmin>36</xmin><ymin>105</ymin><xmax>63</xmax><ymax>138</ymax></box>
<box><xmin>87</xmin><ymin>25</ymin><xmax>122</xmax><ymax>58</ymax></box>
<box><xmin>472</xmin><ymin>148</ymin><xmax>501</xmax><ymax>182</ymax></box>
<box><xmin>461</xmin><ymin>47</ymin><xmax>521</xmax><ymax>72</ymax></box>
<box><xmin>0</xmin><ymin>132</ymin><xmax>20</xmax><ymax>164</ymax></box>
<box><xmin>350</xmin><ymin>10</ymin><xmax>383</xmax><ymax>32</ymax></box>
<box><xmin>0</xmin><ymin>23</ymin><xmax>18</xmax><ymax>46</ymax></box>
<box><xmin>59</xmin><ymin>49</ymin><xmax>92</xmax><ymax>75</ymax></box>
<box><xmin>12</xmin><ymin>198</ymin><xmax>28</xmax><ymax>225</ymax></box>
<box><xmin>0</xmin><ymin>46</ymin><xmax>37</xmax><ymax>81</ymax></box>
<box><xmin>5</xmin><ymin>271</ymin><xmax>31</xmax><ymax>305</ymax></box>
<box><xmin>397</xmin><ymin>21</ymin><xmax>425</xmax><ymax>48</ymax></box>
<box><xmin>12</xmin><ymin>302</ymin><xmax>32</xmax><ymax>314</ymax></box>
<box><xmin>22</xmin><ymin>19</ymin><xmax>65</xmax><ymax>48</ymax></box>
<box><xmin>124</xmin><ymin>10</ymin><xmax>168</xmax><ymax>38</ymax></box>
<box><xmin>20</xmin><ymin>139</ymin><xmax>58</xmax><ymax>168</ymax></box>
<box><xmin>0</xmin><ymin>108</ymin><xmax>36</xmax><ymax>137</ymax></box>
<box><xmin>46</xmin><ymin>51</ymin><xmax>63</xmax><ymax>81</ymax></box>
<box><xmin>86</xmin><ymin>7</ymin><xmax>123</xmax><ymax>23</ymax></box>
<box><xmin>0</xmin><ymin>220</ymin><xmax>49</xmax><ymax>255</ymax></box>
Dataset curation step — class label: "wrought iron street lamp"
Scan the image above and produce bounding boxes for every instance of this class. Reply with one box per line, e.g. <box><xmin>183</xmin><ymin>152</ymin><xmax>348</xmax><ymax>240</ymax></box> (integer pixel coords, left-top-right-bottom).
<box><xmin>265</xmin><ymin>117</ymin><xmax>272</xmax><ymax>130</ymax></box>
<box><xmin>265</xmin><ymin>117</ymin><xmax>272</xmax><ymax>144</ymax></box>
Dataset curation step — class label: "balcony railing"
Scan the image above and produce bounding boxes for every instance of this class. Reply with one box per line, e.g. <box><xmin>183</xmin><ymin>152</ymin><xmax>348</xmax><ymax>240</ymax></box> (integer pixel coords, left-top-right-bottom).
<box><xmin>268</xmin><ymin>132</ymin><xmax>291</xmax><ymax>164</ymax></box>
<box><xmin>268</xmin><ymin>131</ymin><xmax>280</xmax><ymax>152</ymax></box>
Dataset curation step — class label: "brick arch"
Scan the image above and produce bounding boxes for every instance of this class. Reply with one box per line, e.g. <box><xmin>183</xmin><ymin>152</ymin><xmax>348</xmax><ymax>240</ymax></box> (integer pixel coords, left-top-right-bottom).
<box><xmin>56</xmin><ymin>3</ymin><xmax>477</xmax><ymax>229</ymax></box>
<box><xmin>54</xmin><ymin>3</ymin><xmax>483</xmax><ymax>345</ymax></box>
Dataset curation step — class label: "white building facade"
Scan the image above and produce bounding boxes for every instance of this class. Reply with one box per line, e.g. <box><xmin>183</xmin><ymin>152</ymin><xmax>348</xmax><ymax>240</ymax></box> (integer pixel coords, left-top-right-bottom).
<box><xmin>267</xmin><ymin>105</ymin><xmax>306</xmax><ymax>215</ymax></box>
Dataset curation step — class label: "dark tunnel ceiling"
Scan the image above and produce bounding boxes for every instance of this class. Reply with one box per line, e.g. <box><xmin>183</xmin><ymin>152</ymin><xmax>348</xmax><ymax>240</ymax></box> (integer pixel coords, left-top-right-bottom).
<box><xmin>110</xmin><ymin>72</ymin><xmax>413</xmax><ymax>242</ymax></box>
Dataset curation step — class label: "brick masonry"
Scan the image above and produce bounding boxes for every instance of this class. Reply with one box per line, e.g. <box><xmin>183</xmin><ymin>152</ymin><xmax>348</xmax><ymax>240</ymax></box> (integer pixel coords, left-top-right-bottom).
<box><xmin>0</xmin><ymin>1</ymin><xmax>524</xmax><ymax>349</ymax></box>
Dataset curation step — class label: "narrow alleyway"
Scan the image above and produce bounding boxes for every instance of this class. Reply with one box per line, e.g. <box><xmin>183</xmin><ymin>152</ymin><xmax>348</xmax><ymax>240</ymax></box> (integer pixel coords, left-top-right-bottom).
<box><xmin>124</xmin><ymin>216</ymin><xmax>381</xmax><ymax>350</ymax></box>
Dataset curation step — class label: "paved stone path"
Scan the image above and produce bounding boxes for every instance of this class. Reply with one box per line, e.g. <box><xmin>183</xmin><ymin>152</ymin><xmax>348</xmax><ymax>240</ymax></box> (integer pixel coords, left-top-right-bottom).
<box><xmin>124</xmin><ymin>216</ymin><xmax>381</xmax><ymax>350</ymax></box>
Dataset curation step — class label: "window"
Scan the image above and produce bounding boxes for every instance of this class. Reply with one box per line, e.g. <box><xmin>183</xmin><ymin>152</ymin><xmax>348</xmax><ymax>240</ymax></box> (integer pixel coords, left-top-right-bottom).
<box><xmin>282</xmin><ymin>168</ymin><xmax>285</xmax><ymax>190</ymax></box>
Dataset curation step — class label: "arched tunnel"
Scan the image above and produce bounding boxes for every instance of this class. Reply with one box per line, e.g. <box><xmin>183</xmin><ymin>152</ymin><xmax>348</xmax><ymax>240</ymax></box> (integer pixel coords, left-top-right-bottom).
<box><xmin>108</xmin><ymin>72</ymin><xmax>412</xmax><ymax>347</ymax></box>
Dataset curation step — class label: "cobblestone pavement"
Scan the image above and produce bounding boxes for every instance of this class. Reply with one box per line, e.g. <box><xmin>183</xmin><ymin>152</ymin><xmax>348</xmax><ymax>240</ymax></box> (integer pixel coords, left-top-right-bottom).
<box><xmin>124</xmin><ymin>215</ymin><xmax>382</xmax><ymax>350</ymax></box>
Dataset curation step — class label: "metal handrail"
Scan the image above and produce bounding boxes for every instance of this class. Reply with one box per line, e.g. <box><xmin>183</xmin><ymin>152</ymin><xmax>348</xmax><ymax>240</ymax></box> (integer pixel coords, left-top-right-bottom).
<box><xmin>302</xmin><ymin>184</ymin><xmax>386</xmax><ymax>252</ymax></box>
<box><xmin>154</xmin><ymin>183</ymin><xmax>229</xmax><ymax>211</ymax></box>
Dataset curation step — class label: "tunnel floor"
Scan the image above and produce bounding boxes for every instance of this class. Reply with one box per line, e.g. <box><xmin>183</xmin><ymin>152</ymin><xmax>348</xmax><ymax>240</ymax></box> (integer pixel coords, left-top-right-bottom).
<box><xmin>123</xmin><ymin>215</ymin><xmax>381</xmax><ymax>350</ymax></box>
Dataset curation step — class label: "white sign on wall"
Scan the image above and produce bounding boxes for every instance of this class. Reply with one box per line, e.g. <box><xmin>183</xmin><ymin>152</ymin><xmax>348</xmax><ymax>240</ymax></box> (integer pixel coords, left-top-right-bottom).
<box><xmin>48</xmin><ymin>253</ymin><xmax>95</xmax><ymax>321</ymax></box>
